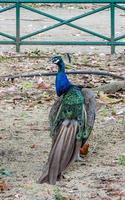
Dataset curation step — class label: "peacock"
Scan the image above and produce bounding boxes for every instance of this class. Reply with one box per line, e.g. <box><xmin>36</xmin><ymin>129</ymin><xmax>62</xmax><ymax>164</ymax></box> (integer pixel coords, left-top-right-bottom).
<box><xmin>38</xmin><ymin>55</ymin><xmax>96</xmax><ymax>185</ymax></box>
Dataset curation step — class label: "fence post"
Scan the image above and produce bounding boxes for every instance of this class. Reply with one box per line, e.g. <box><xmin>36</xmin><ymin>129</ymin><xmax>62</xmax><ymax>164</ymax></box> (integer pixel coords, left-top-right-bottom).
<box><xmin>16</xmin><ymin>0</ymin><xmax>20</xmax><ymax>52</ymax></box>
<box><xmin>110</xmin><ymin>2</ymin><xmax>115</xmax><ymax>54</ymax></box>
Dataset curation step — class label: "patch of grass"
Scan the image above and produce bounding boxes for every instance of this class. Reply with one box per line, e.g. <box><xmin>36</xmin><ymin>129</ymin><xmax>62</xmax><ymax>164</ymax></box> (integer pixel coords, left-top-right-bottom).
<box><xmin>118</xmin><ymin>155</ymin><xmax>125</xmax><ymax>166</ymax></box>
<box><xmin>82</xmin><ymin>56</ymin><xmax>89</xmax><ymax>65</ymax></box>
<box><xmin>111</xmin><ymin>108</ymin><xmax>117</xmax><ymax>116</ymax></box>
<box><xmin>20</xmin><ymin>112</ymin><xmax>29</xmax><ymax>118</ymax></box>
<box><xmin>54</xmin><ymin>188</ymin><xmax>64</xmax><ymax>200</ymax></box>
<box><xmin>77</xmin><ymin>5</ymin><xmax>84</xmax><ymax>9</ymax></box>
<box><xmin>0</xmin><ymin>56</ymin><xmax>8</xmax><ymax>62</ymax></box>
<box><xmin>27</xmin><ymin>48</ymin><xmax>43</xmax><ymax>57</ymax></box>
<box><xmin>21</xmin><ymin>81</ymin><xmax>33</xmax><ymax>90</ymax></box>
<box><xmin>100</xmin><ymin>107</ymin><xmax>109</xmax><ymax>117</ymax></box>
<box><xmin>65</xmin><ymin>65</ymin><xmax>72</xmax><ymax>70</ymax></box>
<box><xmin>0</xmin><ymin>128</ymin><xmax>6</xmax><ymax>131</ymax></box>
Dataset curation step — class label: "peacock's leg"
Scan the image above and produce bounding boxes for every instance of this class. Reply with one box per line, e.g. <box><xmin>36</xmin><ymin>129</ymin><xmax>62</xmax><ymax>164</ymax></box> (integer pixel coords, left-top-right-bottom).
<box><xmin>75</xmin><ymin>153</ymin><xmax>84</xmax><ymax>162</ymax></box>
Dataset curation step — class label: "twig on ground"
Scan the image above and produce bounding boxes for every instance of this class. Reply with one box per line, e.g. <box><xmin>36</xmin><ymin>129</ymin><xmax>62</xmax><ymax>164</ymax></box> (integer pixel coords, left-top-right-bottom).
<box><xmin>0</xmin><ymin>70</ymin><xmax>124</xmax><ymax>81</ymax></box>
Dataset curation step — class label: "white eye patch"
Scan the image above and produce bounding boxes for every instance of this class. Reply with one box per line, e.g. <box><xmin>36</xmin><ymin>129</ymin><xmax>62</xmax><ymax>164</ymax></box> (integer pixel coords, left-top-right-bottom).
<box><xmin>54</xmin><ymin>59</ymin><xmax>60</xmax><ymax>63</ymax></box>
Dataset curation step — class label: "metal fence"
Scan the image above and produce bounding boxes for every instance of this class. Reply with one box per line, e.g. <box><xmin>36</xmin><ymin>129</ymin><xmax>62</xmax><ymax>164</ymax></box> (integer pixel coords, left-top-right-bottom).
<box><xmin>0</xmin><ymin>0</ymin><xmax>125</xmax><ymax>53</ymax></box>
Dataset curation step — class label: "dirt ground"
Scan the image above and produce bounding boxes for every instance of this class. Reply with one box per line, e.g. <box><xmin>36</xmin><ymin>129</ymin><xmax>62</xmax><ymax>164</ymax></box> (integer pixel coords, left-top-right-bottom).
<box><xmin>0</xmin><ymin>51</ymin><xmax>125</xmax><ymax>200</ymax></box>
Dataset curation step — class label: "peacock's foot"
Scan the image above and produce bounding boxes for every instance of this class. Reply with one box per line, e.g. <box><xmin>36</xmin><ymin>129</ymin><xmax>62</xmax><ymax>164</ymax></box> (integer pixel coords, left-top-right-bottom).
<box><xmin>75</xmin><ymin>153</ymin><xmax>84</xmax><ymax>162</ymax></box>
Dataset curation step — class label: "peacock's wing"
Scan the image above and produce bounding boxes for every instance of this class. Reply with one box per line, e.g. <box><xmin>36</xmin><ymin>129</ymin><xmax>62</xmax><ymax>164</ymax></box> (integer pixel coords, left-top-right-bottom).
<box><xmin>49</xmin><ymin>95</ymin><xmax>63</xmax><ymax>139</ymax></box>
<box><xmin>81</xmin><ymin>88</ymin><xmax>96</xmax><ymax>144</ymax></box>
<box><xmin>83</xmin><ymin>88</ymin><xmax>96</xmax><ymax>128</ymax></box>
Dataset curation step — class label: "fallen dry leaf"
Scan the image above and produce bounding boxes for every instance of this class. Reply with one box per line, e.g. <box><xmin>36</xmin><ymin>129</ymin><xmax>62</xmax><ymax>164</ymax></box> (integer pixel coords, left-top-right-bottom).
<box><xmin>36</xmin><ymin>78</ymin><xmax>50</xmax><ymax>89</ymax></box>
<box><xmin>30</xmin><ymin>144</ymin><xmax>36</xmax><ymax>149</ymax></box>
<box><xmin>99</xmin><ymin>92</ymin><xmax>122</xmax><ymax>104</ymax></box>
<box><xmin>0</xmin><ymin>180</ymin><xmax>10</xmax><ymax>192</ymax></box>
<box><xmin>37</xmin><ymin>82</ymin><xmax>50</xmax><ymax>90</ymax></box>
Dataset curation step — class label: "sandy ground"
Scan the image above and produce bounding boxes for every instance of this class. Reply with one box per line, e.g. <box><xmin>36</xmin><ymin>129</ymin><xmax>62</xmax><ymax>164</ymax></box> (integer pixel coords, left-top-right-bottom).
<box><xmin>0</xmin><ymin>52</ymin><xmax>125</xmax><ymax>200</ymax></box>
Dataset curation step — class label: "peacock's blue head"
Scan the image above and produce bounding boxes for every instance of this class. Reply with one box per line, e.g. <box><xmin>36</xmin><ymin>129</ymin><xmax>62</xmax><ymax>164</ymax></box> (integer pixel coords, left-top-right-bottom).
<box><xmin>51</xmin><ymin>56</ymin><xmax>63</xmax><ymax>65</ymax></box>
<box><xmin>51</xmin><ymin>55</ymin><xmax>65</xmax><ymax>72</ymax></box>
<box><xmin>51</xmin><ymin>55</ymin><xmax>71</xmax><ymax>96</ymax></box>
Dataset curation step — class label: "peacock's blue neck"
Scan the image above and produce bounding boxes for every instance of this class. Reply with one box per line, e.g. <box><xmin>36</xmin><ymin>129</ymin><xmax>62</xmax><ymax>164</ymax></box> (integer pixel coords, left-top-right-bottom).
<box><xmin>56</xmin><ymin>61</ymin><xmax>71</xmax><ymax>97</ymax></box>
<box><xmin>57</xmin><ymin>60</ymin><xmax>65</xmax><ymax>72</ymax></box>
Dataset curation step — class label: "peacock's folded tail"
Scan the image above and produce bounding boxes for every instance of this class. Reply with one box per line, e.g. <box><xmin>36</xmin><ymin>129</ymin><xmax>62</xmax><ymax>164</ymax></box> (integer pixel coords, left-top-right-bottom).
<box><xmin>38</xmin><ymin>87</ymin><xmax>96</xmax><ymax>185</ymax></box>
<box><xmin>38</xmin><ymin>119</ymin><xmax>81</xmax><ymax>185</ymax></box>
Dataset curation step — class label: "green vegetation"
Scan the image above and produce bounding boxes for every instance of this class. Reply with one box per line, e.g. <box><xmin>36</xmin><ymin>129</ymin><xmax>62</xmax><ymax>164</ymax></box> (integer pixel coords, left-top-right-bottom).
<box><xmin>0</xmin><ymin>55</ymin><xmax>9</xmax><ymax>62</ymax></box>
<box><xmin>118</xmin><ymin>155</ymin><xmax>125</xmax><ymax>166</ymax></box>
<box><xmin>27</xmin><ymin>49</ymin><xmax>42</xmax><ymax>57</ymax></box>
<box><xmin>100</xmin><ymin>107</ymin><xmax>109</xmax><ymax>117</ymax></box>
<box><xmin>21</xmin><ymin>81</ymin><xmax>33</xmax><ymax>90</ymax></box>
<box><xmin>54</xmin><ymin>188</ymin><xmax>64</xmax><ymax>200</ymax></box>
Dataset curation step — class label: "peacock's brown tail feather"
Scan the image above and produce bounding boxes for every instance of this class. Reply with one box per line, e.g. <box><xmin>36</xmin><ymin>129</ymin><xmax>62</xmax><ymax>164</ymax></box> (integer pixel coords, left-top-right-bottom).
<box><xmin>38</xmin><ymin>119</ymin><xmax>81</xmax><ymax>185</ymax></box>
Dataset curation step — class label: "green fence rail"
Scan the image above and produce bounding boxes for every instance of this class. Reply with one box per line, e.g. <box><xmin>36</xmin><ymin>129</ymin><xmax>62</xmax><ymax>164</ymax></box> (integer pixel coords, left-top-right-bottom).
<box><xmin>0</xmin><ymin>0</ymin><xmax>125</xmax><ymax>53</ymax></box>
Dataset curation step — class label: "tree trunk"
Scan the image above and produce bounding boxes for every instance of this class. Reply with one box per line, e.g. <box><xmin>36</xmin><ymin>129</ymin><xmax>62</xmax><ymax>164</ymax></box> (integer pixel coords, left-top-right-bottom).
<box><xmin>94</xmin><ymin>80</ymin><xmax>125</xmax><ymax>93</ymax></box>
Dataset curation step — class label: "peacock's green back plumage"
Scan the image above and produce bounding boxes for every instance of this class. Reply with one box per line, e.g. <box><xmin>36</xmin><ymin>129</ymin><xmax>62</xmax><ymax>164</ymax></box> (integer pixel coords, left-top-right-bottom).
<box><xmin>49</xmin><ymin>86</ymin><xmax>90</xmax><ymax>141</ymax></box>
